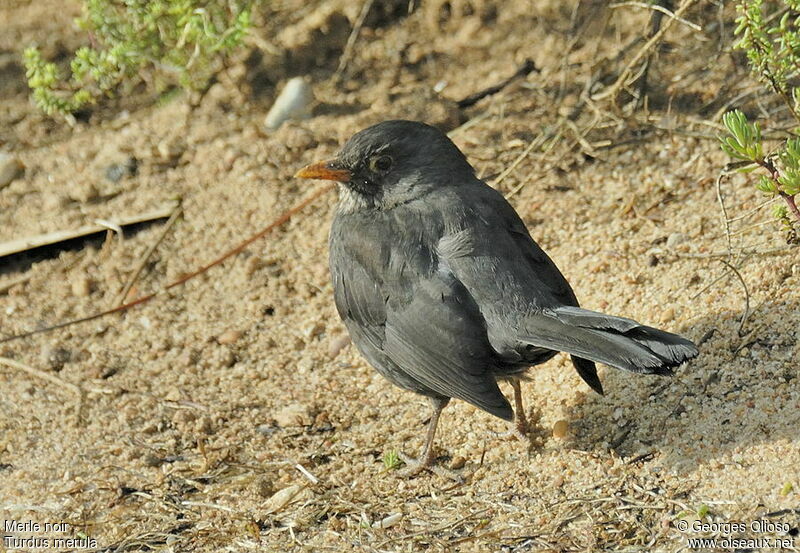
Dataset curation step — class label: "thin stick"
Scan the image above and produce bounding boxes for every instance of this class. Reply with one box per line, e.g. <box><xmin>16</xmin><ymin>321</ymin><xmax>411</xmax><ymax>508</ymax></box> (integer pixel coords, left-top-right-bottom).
<box><xmin>676</xmin><ymin>246</ymin><xmax>792</xmax><ymax>258</ymax></box>
<box><xmin>0</xmin><ymin>185</ymin><xmax>332</xmax><ymax>345</ymax></box>
<box><xmin>334</xmin><ymin>0</ymin><xmax>374</xmax><ymax>81</ymax></box>
<box><xmin>294</xmin><ymin>463</ymin><xmax>320</xmax><ymax>485</ymax></box>
<box><xmin>0</xmin><ymin>274</ymin><xmax>32</xmax><ymax>295</ymax></box>
<box><xmin>592</xmin><ymin>0</ymin><xmax>697</xmax><ymax>101</ymax></box>
<box><xmin>502</xmin><ymin>128</ymin><xmax>565</xmax><ymax>199</ymax></box>
<box><xmin>493</xmin><ymin>136</ymin><xmax>544</xmax><ymax>189</ymax></box>
<box><xmin>715</xmin><ymin>172</ymin><xmax>733</xmax><ymax>258</ymax></box>
<box><xmin>0</xmin><ymin>356</ymin><xmax>82</xmax><ymax>395</ymax></box>
<box><xmin>720</xmin><ymin>260</ymin><xmax>751</xmax><ymax>337</ymax></box>
<box><xmin>456</xmin><ymin>59</ymin><xmax>538</xmax><ymax>109</ymax></box>
<box><xmin>609</xmin><ymin>1</ymin><xmax>702</xmax><ymax>31</ymax></box>
<box><xmin>114</xmin><ymin>202</ymin><xmax>184</xmax><ymax>306</ymax></box>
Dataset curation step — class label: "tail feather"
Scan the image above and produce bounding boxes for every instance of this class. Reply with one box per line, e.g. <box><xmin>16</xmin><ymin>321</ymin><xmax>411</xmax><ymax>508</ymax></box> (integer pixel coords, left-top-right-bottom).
<box><xmin>521</xmin><ymin>307</ymin><xmax>698</xmax><ymax>387</ymax></box>
<box><xmin>571</xmin><ymin>356</ymin><xmax>604</xmax><ymax>395</ymax></box>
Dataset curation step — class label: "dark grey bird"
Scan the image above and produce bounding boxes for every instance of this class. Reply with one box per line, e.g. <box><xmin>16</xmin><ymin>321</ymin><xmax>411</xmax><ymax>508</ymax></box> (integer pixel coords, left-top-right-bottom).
<box><xmin>295</xmin><ymin>120</ymin><xmax>698</xmax><ymax>475</ymax></box>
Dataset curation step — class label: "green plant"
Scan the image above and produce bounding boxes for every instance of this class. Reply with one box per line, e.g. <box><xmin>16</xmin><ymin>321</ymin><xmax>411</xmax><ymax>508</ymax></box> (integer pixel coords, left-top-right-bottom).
<box><xmin>24</xmin><ymin>0</ymin><xmax>251</xmax><ymax>117</ymax></box>
<box><xmin>382</xmin><ymin>450</ymin><xmax>403</xmax><ymax>471</ymax></box>
<box><xmin>734</xmin><ymin>0</ymin><xmax>800</xmax><ymax>124</ymax></box>
<box><xmin>721</xmin><ymin>0</ymin><xmax>800</xmax><ymax>239</ymax></box>
<box><xmin>720</xmin><ymin>110</ymin><xmax>800</xmax><ymax>238</ymax></box>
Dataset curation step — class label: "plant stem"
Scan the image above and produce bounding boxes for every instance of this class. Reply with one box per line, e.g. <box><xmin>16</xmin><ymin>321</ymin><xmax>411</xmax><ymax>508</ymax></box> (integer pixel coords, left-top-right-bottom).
<box><xmin>756</xmin><ymin>158</ymin><xmax>800</xmax><ymax>222</ymax></box>
<box><xmin>779</xmin><ymin>191</ymin><xmax>800</xmax><ymax>221</ymax></box>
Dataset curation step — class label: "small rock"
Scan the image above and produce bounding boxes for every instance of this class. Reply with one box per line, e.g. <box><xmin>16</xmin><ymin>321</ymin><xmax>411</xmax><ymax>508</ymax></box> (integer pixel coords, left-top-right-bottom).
<box><xmin>449</xmin><ymin>455</ymin><xmax>467</xmax><ymax>470</ymax></box>
<box><xmin>194</xmin><ymin>416</ymin><xmax>214</xmax><ymax>435</ymax></box>
<box><xmin>105</xmin><ymin>157</ymin><xmax>138</xmax><ymax>183</ymax></box>
<box><xmin>218</xmin><ymin>348</ymin><xmax>236</xmax><ymax>368</ymax></box>
<box><xmin>172</xmin><ymin>409</ymin><xmax>196</xmax><ymax>426</ymax></box>
<box><xmin>328</xmin><ymin>334</ymin><xmax>351</xmax><ymax>358</ymax></box>
<box><xmin>0</xmin><ymin>153</ymin><xmax>24</xmax><ymax>189</ymax></box>
<box><xmin>164</xmin><ymin>388</ymin><xmax>182</xmax><ymax>402</ymax></box>
<box><xmin>661</xmin><ymin>306</ymin><xmax>675</xmax><ymax>323</ymax></box>
<box><xmin>216</xmin><ymin>329</ymin><xmax>243</xmax><ymax>345</ymax></box>
<box><xmin>71</xmin><ymin>276</ymin><xmax>92</xmax><ymax>297</ymax></box>
<box><xmin>372</xmin><ymin>512</ymin><xmax>402</xmax><ymax>529</ymax></box>
<box><xmin>264</xmin><ymin>484</ymin><xmax>302</xmax><ymax>514</ymax></box>
<box><xmin>157</xmin><ymin>136</ymin><xmax>186</xmax><ymax>161</ymax></box>
<box><xmin>274</xmin><ymin>403</ymin><xmax>312</xmax><ymax>427</ymax></box>
<box><xmin>143</xmin><ymin>453</ymin><xmax>163</xmax><ymax>467</ymax></box>
<box><xmin>40</xmin><ymin>345</ymin><xmax>71</xmax><ymax>372</ymax></box>
<box><xmin>256</xmin><ymin>476</ymin><xmax>275</xmax><ymax>498</ymax></box>
<box><xmin>244</xmin><ymin>256</ymin><xmax>264</xmax><ymax>277</ymax></box>
<box><xmin>552</xmin><ymin>420</ymin><xmax>569</xmax><ymax>439</ymax></box>
<box><xmin>264</xmin><ymin>77</ymin><xmax>313</xmax><ymax>130</ymax></box>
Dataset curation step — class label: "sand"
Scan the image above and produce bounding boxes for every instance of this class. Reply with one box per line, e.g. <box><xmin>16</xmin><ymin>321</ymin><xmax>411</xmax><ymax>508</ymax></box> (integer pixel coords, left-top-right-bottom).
<box><xmin>1</xmin><ymin>1</ymin><xmax>798</xmax><ymax>551</ymax></box>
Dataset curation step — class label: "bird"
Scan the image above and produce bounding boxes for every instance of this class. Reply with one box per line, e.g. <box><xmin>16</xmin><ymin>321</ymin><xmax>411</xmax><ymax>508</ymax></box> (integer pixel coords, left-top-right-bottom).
<box><xmin>294</xmin><ymin>120</ymin><xmax>698</xmax><ymax>476</ymax></box>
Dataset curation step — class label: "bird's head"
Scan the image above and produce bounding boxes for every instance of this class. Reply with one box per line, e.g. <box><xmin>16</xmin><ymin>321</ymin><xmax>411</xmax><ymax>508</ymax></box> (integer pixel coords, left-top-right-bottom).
<box><xmin>294</xmin><ymin>120</ymin><xmax>475</xmax><ymax>211</ymax></box>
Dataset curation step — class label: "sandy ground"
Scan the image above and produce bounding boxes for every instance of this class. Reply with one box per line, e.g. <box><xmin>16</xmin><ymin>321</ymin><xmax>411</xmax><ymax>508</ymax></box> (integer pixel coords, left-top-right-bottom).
<box><xmin>1</xmin><ymin>1</ymin><xmax>799</xmax><ymax>551</ymax></box>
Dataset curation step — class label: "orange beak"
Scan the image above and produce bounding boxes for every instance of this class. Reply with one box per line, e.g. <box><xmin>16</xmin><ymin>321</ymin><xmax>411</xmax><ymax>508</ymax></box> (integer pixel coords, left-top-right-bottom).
<box><xmin>294</xmin><ymin>159</ymin><xmax>351</xmax><ymax>182</ymax></box>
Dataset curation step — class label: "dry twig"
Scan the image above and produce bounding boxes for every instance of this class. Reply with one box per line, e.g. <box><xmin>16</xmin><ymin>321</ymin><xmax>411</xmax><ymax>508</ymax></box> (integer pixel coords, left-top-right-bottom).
<box><xmin>114</xmin><ymin>202</ymin><xmax>183</xmax><ymax>306</ymax></box>
<box><xmin>0</xmin><ymin>185</ymin><xmax>332</xmax><ymax>344</ymax></box>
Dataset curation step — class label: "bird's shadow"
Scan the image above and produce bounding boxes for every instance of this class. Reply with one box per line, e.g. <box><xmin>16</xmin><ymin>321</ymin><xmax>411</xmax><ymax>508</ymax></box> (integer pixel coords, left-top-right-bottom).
<box><xmin>564</xmin><ymin>297</ymin><xmax>799</xmax><ymax>473</ymax></box>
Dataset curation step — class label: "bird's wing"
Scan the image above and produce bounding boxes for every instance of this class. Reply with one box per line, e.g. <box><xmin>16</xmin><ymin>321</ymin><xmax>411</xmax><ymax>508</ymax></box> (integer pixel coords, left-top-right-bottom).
<box><xmin>330</xmin><ymin>222</ymin><xmax>388</xmax><ymax>356</ymax></box>
<box><xmin>329</xmin><ymin>212</ymin><xmax>513</xmax><ymax>420</ymax></box>
<box><xmin>382</xmin><ymin>267</ymin><xmax>513</xmax><ymax>420</ymax></box>
<box><xmin>436</xmin><ymin>184</ymin><xmax>581</xmax><ymax>352</ymax></box>
<box><xmin>437</xmin><ymin>183</ymin><xmax>696</xmax><ymax>379</ymax></box>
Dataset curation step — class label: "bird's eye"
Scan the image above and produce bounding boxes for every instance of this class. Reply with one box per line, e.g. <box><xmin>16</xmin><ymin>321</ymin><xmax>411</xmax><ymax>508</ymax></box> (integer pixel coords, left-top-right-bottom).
<box><xmin>369</xmin><ymin>155</ymin><xmax>393</xmax><ymax>173</ymax></box>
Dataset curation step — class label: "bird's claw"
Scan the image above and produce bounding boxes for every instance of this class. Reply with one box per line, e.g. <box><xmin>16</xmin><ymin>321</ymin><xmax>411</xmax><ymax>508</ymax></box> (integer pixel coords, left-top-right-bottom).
<box><xmin>396</xmin><ymin>452</ymin><xmax>464</xmax><ymax>483</ymax></box>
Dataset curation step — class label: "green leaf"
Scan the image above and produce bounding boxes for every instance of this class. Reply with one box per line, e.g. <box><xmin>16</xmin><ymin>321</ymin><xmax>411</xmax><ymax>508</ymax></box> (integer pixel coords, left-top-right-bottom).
<box><xmin>23</xmin><ymin>0</ymin><xmax>252</xmax><ymax>116</ymax></box>
<box><xmin>757</xmin><ymin>175</ymin><xmax>778</xmax><ymax>193</ymax></box>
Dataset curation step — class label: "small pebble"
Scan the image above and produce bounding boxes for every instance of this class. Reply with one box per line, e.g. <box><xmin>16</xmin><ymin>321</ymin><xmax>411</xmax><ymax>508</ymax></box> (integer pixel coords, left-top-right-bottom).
<box><xmin>71</xmin><ymin>276</ymin><xmax>92</xmax><ymax>297</ymax></box>
<box><xmin>303</xmin><ymin>322</ymin><xmax>325</xmax><ymax>340</ymax></box>
<box><xmin>264</xmin><ymin>77</ymin><xmax>313</xmax><ymax>130</ymax></box>
<box><xmin>104</xmin><ymin>157</ymin><xmax>138</xmax><ymax>183</ymax></box>
<box><xmin>372</xmin><ymin>512</ymin><xmax>402</xmax><ymax>529</ymax></box>
<box><xmin>244</xmin><ymin>256</ymin><xmax>264</xmax><ymax>277</ymax></box>
<box><xmin>40</xmin><ymin>346</ymin><xmax>71</xmax><ymax>372</ymax></box>
<box><xmin>661</xmin><ymin>306</ymin><xmax>675</xmax><ymax>323</ymax></box>
<box><xmin>552</xmin><ymin>420</ymin><xmax>569</xmax><ymax>439</ymax></box>
<box><xmin>274</xmin><ymin>403</ymin><xmax>312</xmax><ymax>427</ymax></box>
<box><xmin>0</xmin><ymin>153</ymin><xmax>23</xmax><ymax>188</ymax></box>
<box><xmin>264</xmin><ymin>485</ymin><xmax>302</xmax><ymax>514</ymax></box>
<box><xmin>216</xmin><ymin>329</ymin><xmax>243</xmax><ymax>345</ymax></box>
<box><xmin>449</xmin><ymin>455</ymin><xmax>467</xmax><ymax>470</ymax></box>
<box><xmin>157</xmin><ymin>137</ymin><xmax>186</xmax><ymax>160</ymax></box>
<box><xmin>328</xmin><ymin>334</ymin><xmax>351</xmax><ymax>358</ymax></box>
<box><xmin>256</xmin><ymin>476</ymin><xmax>275</xmax><ymax>498</ymax></box>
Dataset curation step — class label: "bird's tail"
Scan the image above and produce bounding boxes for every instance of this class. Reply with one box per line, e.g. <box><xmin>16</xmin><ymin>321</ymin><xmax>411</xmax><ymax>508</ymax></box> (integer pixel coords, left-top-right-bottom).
<box><xmin>520</xmin><ymin>306</ymin><xmax>698</xmax><ymax>395</ymax></box>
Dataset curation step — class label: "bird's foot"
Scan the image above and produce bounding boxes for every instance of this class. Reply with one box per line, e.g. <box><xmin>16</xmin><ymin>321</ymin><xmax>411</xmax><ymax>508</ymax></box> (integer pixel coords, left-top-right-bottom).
<box><xmin>501</xmin><ymin>425</ymin><xmax>529</xmax><ymax>442</ymax></box>
<box><xmin>500</xmin><ymin>407</ymin><xmax>542</xmax><ymax>445</ymax></box>
<box><xmin>396</xmin><ymin>452</ymin><xmax>464</xmax><ymax>483</ymax></box>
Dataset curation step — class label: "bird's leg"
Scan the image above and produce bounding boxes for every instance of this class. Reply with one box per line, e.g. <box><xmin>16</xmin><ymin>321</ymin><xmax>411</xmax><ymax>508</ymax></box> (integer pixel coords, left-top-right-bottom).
<box><xmin>511</xmin><ymin>378</ymin><xmax>529</xmax><ymax>436</ymax></box>
<box><xmin>398</xmin><ymin>397</ymin><xmax>461</xmax><ymax>480</ymax></box>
